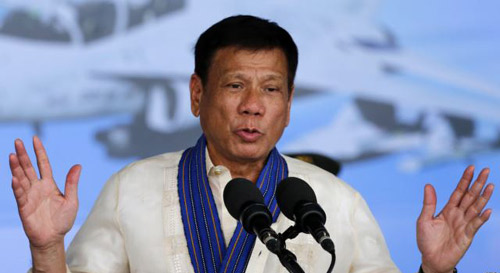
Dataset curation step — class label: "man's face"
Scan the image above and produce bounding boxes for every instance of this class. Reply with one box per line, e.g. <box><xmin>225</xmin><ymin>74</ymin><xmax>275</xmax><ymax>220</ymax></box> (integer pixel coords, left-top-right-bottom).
<box><xmin>190</xmin><ymin>47</ymin><xmax>293</xmax><ymax>165</ymax></box>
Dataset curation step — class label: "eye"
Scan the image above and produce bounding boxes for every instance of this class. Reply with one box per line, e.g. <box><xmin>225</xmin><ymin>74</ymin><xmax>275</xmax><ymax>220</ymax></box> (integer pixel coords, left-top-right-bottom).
<box><xmin>265</xmin><ymin>86</ymin><xmax>280</xmax><ymax>92</ymax></box>
<box><xmin>227</xmin><ymin>83</ymin><xmax>243</xmax><ymax>89</ymax></box>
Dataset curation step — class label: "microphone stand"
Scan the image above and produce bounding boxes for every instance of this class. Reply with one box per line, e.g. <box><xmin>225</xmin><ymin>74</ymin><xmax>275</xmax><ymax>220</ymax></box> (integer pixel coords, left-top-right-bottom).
<box><xmin>276</xmin><ymin>248</ymin><xmax>304</xmax><ymax>273</ymax></box>
<box><xmin>272</xmin><ymin>226</ymin><xmax>304</xmax><ymax>273</ymax></box>
<box><xmin>277</xmin><ymin>225</ymin><xmax>336</xmax><ymax>273</ymax></box>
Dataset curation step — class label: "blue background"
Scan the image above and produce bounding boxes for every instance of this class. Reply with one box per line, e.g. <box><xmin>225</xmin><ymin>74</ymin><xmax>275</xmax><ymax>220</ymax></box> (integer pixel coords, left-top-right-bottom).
<box><xmin>1</xmin><ymin>0</ymin><xmax>499</xmax><ymax>272</ymax></box>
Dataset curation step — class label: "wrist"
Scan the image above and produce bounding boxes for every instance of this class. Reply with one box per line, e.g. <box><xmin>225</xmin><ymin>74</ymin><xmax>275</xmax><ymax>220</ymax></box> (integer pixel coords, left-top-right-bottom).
<box><xmin>29</xmin><ymin>237</ymin><xmax>65</xmax><ymax>251</ymax></box>
<box><xmin>420</xmin><ymin>264</ymin><xmax>457</xmax><ymax>273</ymax></box>
<box><xmin>30</xmin><ymin>239</ymin><xmax>67</xmax><ymax>273</ymax></box>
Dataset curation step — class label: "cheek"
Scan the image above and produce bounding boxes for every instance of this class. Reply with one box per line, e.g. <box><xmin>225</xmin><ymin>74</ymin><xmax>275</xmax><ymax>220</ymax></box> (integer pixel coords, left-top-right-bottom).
<box><xmin>202</xmin><ymin>100</ymin><xmax>235</xmax><ymax>129</ymax></box>
<box><xmin>272</xmin><ymin>101</ymin><xmax>290</xmax><ymax>120</ymax></box>
<box><xmin>269</xmin><ymin>103</ymin><xmax>290</xmax><ymax>133</ymax></box>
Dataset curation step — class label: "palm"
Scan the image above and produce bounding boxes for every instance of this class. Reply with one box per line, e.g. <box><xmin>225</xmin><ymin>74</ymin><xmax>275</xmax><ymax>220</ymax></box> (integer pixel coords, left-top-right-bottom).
<box><xmin>10</xmin><ymin>137</ymin><xmax>81</xmax><ymax>248</ymax></box>
<box><xmin>20</xmin><ymin>178</ymin><xmax>77</xmax><ymax>247</ymax></box>
<box><xmin>417</xmin><ymin>166</ymin><xmax>494</xmax><ymax>273</ymax></box>
<box><xmin>418</xmin><ymin>207</ymin><xmax>467</xmax><ymax>270</ymax></box>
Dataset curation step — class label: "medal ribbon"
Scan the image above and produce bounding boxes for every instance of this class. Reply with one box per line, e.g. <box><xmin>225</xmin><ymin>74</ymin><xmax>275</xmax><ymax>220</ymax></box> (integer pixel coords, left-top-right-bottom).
<box><xmin>178</xmin><ymin>135</ymin><xmax>288</xmax><ymax>273</ymax></box>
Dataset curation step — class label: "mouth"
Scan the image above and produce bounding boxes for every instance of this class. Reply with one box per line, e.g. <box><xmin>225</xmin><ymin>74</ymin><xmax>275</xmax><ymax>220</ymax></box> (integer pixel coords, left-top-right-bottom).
<box><xmin>235</xmin><ymin>128</ymin><xmax>263</xmax><ymax>142</ymax></box>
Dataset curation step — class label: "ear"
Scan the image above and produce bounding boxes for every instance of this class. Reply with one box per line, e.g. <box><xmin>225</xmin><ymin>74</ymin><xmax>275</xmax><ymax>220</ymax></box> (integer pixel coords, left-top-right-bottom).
<box><xmin>285</xmin><ymin>85</ymin><xmax>294</xmax><ymax>127</ymax></box>
<box><xmin>190</xmin><ymin>74</ymin><xmax>203</xmax><ymax>117</ymax></box>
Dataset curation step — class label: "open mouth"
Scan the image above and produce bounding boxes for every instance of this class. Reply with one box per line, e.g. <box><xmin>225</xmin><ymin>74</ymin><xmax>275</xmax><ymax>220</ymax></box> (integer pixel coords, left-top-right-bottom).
<box><xmin>243</xmin><ymin>128</ymin><xmax>258</xmax><ymax>133</ymax></box>
<box><xmin>236</xmin><ymin>128</ymin><xmax>262</xmax><ymax>142</ymax></box>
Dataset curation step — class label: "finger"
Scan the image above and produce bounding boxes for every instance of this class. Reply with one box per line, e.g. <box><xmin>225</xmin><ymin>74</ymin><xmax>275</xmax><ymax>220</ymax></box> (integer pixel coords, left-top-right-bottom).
<box><xmin>465</xmin><ymin>183</ymin><xmax>494</xmax><ymax>222</ymax></box>
<box><xmin>465</xmin><ymin>208</ymin><xmax>492</xmax><ymax>238</ymax></box>
<box><xmin>33</xmin><ymin>135</ymin><xmax>53</xmax><ymax>180</ymax></box>
<box><xmin>444</xmin><ymin>165</ymin><xmax>475</xmax><ymax>209</ymax></box>
<box><xmin>12</xmin><ymin>176</ymin><xmax>28</xmax><ymax>207</ymax></box>
<box><xmin>64</xmin><ymin>165</ymin><xmax>82</xmax><ymax>204</ymax></box>
<box><xmin>418</xmin><ymin>184</ymin><xmax>437</xmax><ymax>221</ymax></box>
<box><xmin>14</xmin><ymin>139</ymin><xmax>39</xmax><ymax>182</ymax></box>
<box><xmin>459</xmin><ymin>168</ymin><xmax>490</xmax><ymax>211</ymax></box>
<box><xmin>9</xmin><ymin>153</ymin><xmax>31</xmax><ymax>193</ymax></box>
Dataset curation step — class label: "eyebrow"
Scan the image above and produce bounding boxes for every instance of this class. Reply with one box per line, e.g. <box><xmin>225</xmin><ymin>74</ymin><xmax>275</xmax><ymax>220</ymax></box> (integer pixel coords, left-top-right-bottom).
<box><xmin>223</xmin><ymin>72</ymin><xmax>284</xmax><ymax>81</ymax></box>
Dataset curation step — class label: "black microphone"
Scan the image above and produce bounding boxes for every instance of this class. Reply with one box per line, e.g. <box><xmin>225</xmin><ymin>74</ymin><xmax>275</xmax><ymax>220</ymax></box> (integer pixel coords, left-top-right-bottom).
<box><xmin>223</xmin><ymin>178</ymin><xmax>280</xmax><ymax>254</ymax></box>
<box><xmin>276</xmin><ymin>177</ymin><xmax>335</xmax><ymax>253</ymax></box>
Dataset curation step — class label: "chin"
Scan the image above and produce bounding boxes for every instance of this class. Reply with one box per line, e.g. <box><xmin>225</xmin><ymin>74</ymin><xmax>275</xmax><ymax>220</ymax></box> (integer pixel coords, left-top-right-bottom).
<box><xmin>234</xmin><ymin>147</ymin><xmax>269</xmax><ymax>162</ymax></box>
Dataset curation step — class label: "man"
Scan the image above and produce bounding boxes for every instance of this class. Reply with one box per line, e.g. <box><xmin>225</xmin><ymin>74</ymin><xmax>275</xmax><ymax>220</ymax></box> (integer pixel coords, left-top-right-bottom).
<box><xmin>9</xmin><ymin>15</ymin><xmax>494</xmax><ymax>273</ymax></box>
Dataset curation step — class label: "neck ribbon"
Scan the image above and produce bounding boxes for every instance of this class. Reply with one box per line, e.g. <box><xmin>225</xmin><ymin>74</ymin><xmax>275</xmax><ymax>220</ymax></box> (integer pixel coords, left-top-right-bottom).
<box><xmin>178</xmin><ymin>135</ymin><xmax>288</xmax><ymax>273</ymax></box>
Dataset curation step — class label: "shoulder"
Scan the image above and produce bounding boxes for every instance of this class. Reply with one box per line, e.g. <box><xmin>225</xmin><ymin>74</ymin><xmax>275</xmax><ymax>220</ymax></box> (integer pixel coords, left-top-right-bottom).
<box><xmin>120</xmin><ymin>150</ymin><xmax>184</xmax><ymax>175</ymax></box>
<box><xmin>283</xmin><ymin>155</ymin><xmax>360</xmax><ymax>204</ymax></box>
<box><xmin>108</xmin><ymin>150</ymin><xmax>184</xmax><ymax>191</ymax></box>
<box><xmin>93</xmin><ymin>150</ymin><xmax>186</xmax><ymax>216</ymax></box>
<box><xmin>283</xmin><ymin>155</ymin><xmax>356</xmax><ymax>192</ymax></box>
<box><xmin>116</xmin><ymin>150</ymin><xmax>184</xmax><ymax>179</ymax></box>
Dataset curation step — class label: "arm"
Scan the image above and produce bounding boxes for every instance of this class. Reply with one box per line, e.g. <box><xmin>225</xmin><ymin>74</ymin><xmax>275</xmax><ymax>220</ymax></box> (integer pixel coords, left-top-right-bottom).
<box><xmin>9</xmin><ymin>137</ymin><xmax>81</xmax><ymax>273</ymax></box>
<box><xmin>417</xmin><ymin>166</ymin><xmax>494</xmax><ymax>273</ymax></box>
<box><xmin>65</xmin><ymin>171</ymin><xmax>129</xmax><ymax>272</ymax></box>
<box><xmin>350</xmin><ymin>192</ymin><xmax>401</xmax><ymax>273</ymax></box>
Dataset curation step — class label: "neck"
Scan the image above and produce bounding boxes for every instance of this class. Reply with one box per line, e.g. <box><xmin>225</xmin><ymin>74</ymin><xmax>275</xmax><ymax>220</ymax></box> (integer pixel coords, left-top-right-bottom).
<box><xmin>207</xmin><ymin>145</ymin><xmax>267</xmax><ymax>183</ymax></box>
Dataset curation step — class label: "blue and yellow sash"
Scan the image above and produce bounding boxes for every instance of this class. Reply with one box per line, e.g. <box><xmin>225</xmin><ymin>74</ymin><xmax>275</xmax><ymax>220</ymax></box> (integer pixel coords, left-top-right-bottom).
<box><xmin>178</xmin><ymin>135</ymin><xmax>288</xmax><ymax>273</ymax></box>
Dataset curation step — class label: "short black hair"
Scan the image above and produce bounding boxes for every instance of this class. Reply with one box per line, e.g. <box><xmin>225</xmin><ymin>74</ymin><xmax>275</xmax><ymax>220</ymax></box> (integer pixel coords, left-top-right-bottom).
<box><xmin>194</xmin><ymin>15</ymin><xmax>298</xmax><ymax>92</ymax></box>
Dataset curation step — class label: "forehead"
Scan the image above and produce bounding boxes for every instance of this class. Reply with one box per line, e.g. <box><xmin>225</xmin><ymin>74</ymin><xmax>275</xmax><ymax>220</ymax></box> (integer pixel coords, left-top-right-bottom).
<box><xmin>208</xmin><ymin>47</ymin><xmax>288</xmax><ymax>79</ymax></box>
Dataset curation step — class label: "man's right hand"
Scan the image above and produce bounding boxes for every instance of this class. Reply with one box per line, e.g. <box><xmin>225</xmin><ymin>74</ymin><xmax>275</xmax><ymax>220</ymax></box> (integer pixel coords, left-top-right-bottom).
<box><xmin>9</xmin><ymin>136</ymin><xmax>81</xmax><ymax>272</ymax></box>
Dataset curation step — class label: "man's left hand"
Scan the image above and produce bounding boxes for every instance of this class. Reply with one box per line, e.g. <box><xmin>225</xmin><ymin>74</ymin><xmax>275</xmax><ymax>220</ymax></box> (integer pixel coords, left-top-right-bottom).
<box><xmin>417</xmin><ymin>165</ymin><xmax>494</xmax><ymax>273</ymax></box>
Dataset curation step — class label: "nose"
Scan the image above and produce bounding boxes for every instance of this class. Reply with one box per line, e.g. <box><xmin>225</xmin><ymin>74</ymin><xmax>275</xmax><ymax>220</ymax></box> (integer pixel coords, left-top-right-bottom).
<box><xmin>238</xmin><ymin>88</ymin><xmax>265</xmax><ymax>116</ymax></box>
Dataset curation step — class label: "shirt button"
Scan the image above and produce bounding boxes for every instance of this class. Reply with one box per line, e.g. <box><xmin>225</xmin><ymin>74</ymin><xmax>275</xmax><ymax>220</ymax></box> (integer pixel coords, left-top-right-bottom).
<box><xmin>214</xmin><ymin>167</ymin><xmax>223</xmax><ymax>176</ymax></box>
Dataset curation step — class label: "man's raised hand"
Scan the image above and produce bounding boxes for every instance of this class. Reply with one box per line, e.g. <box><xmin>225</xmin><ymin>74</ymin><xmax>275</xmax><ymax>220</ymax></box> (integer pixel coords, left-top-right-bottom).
<box><xmin>9</xmin><ymin>136</ymin><xmax>81</xmax><ymax>249</ymax></box>
<box><xmin>417</xmin><ymin>166</ymin><xmax>494</xmax><ymax>273</ymax></box>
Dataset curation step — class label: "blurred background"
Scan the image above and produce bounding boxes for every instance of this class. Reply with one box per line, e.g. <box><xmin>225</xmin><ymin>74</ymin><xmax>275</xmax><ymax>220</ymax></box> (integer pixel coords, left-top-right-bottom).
<box><xmin>1</xmin><ymin>0</ymin><xmax>499</xmax><ymax>271</ymax></box>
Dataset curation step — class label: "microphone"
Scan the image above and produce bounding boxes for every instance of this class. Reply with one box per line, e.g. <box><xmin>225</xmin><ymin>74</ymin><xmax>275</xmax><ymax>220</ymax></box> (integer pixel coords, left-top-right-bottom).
<box><xmin>276</xmin><ymin>177</ymin><xmax>335</xmax><ymax>253</ymax></box>
<box><xmin>223</xmin><ymin>178</ymin><xmax>280</xmax><ymax>253</ymax></box>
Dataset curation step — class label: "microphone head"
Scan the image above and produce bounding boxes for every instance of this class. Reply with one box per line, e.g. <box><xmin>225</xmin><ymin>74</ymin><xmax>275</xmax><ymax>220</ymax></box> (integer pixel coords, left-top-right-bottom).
<box><xmin>223</xmin><ymin>178</ymin><xmax>265</xmax><ymax>220</ymax></box>
<box><xmin>276</xmin><ymin>177</ymin><xmax>317</xmax><ymax>220</ymax></box>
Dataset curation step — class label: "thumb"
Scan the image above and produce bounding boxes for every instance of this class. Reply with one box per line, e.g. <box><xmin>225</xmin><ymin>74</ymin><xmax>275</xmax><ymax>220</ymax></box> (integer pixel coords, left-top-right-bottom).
<box><xmin>64</xmin><ymin>164</ymin><xmax>82</xmax><ymax>204</ymax></box>
<box><xmin>419</xmin><ymin>184</ymin><xmax>437</xmax><ymax>221</ymax></box>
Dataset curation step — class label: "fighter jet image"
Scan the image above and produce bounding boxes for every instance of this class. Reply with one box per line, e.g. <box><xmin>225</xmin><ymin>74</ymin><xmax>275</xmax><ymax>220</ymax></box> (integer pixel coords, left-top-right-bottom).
<box><xmin>0</xmin><ymin>0</ymin><xmax>186</xmax><ymax>135</ymax></box>
<box><xmin>1</xmin><ymin>0</ymin><xmax>499</xmax><ymax>171</ymax></box>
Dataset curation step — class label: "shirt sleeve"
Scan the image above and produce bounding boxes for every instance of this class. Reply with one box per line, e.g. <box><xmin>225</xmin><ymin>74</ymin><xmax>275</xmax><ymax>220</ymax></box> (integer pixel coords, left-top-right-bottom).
<box><xmin>65</xmin><ymin>172</ymin><xmax>130</xmax><ymax>273</ymax></box>
<box><xmin>349</xmin><ymin>192</ymin><xmax>401</xmax><ymax>273</ymax></box>
<box><xmin>27</xmin><ymin>265</ymin><xmax>72</xmax><ymax>273</ymax></box>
